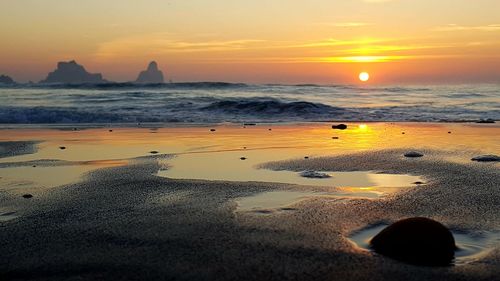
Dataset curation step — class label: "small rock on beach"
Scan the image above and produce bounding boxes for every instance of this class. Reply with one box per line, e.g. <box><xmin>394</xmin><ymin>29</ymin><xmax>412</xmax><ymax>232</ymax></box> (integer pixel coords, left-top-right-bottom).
<box><xmin>404</xmin><ymin>151</ymin><xmax>424</xmax><ymax>158</ymax></box>
<box><xmin>332</xmin><ymin>124</ymin><xmax>348</xmax><ymax>130</ymax></box>
<box><xmin>471</xmin><ymin>155</ymin><xmax>500</xmax><ymax>162</ymax></box>
<box><xmin>300</xmin><ymin>170</ymin><xmax>331</xmax><ymax>179</ymax></box>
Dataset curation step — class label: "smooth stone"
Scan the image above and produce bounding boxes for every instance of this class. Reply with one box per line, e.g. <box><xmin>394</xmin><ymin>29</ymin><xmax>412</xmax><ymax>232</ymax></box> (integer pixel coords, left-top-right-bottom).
<box><xmin>59</xmin><ymin>146</ymin><xmax>66</xmax><ymax>150</ymax></box>
<box><xmin>22</xmin><ymin>194</ymin><xmax>33</xmax><ymax>199</ymax></box>
<box><xmin>471</xmin><ymin>155</ymin><xmax>500</xmax><ymax>162</ymax></box>
<box><xmin>332</xmin><ymin>124</ymin><xmax>347</xmax><ymax>130</ymax></box>
<box><xmin>404</xmin><ymin>151</ymin><xmax>424</xmax><ymax>158</ymax></box>
<box><xmin>210</xmin><ymin>129</ymin><xmax>216</xmax><ymax>132</ymax></box>
<box><xmin>240</xmin><ymin>157</ymin><xmax>247</xmax><ymax>160</ymax></box>
<box><xmin>370</xmin><ymin>217</ymin><xmax>456</xmax><ymax>266</ymax></box>
<box><xmin>299</xmin><ymin>170</ymin><xmax>331</xmax><ymax>179</ymax></box>
<box><xmin>150</xmin><ymin>151</ymin><xmax>159</xmax><ymax>154</ymax></box>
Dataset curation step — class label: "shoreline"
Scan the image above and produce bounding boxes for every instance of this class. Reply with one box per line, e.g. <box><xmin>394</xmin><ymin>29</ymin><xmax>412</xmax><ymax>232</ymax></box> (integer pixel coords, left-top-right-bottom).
<box><xmin>0</xmin><ymin>120</ymin><xmax>497</xmax><ymax>130</ymax></box>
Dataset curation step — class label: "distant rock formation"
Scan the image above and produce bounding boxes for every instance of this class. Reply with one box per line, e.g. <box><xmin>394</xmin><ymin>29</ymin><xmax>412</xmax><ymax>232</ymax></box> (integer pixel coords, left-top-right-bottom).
<box><xmin>0</xmin><ymin>74</ymin><xmax>15</xmax><ymax>84</ymax></box>
<box><xmin>40</xmin><ymin>60</ymin><xmax>106</xmax><ymax>84</ymax></box>
<box><xmin>135</xmin><ymin>61</ymin><xmax>164</xmax><ymax>83</ymax></box>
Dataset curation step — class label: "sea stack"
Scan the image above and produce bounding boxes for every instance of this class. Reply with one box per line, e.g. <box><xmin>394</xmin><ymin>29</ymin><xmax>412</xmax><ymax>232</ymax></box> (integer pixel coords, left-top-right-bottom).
<box><xmin>135</xmin><ymin>61</ymin><xmax>165</xmax><ymax>83</ymax></box>
<box><xmin>0</xmin><ymin>74</ymin><xmax>16</xmax><ymax>84</ymax></box>
<box><xmin>40</xmin><ymin>60</ymin><xmax>106</xmax><ymax>84</ymax></box>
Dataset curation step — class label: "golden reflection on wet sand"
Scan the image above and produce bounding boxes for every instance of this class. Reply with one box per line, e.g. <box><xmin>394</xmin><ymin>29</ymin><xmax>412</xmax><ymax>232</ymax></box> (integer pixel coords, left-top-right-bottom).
<box><xmin>0</xmin><ymin>123</ymin><xmax>498</xmax><ymax>194</ymax></box>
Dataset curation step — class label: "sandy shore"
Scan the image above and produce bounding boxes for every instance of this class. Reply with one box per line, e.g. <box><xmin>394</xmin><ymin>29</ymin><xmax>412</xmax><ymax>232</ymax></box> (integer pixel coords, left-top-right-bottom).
<box><xmin>0</xmin><ymin>123</ymin><xmax>499</xmax><ymax>280</ymax></box>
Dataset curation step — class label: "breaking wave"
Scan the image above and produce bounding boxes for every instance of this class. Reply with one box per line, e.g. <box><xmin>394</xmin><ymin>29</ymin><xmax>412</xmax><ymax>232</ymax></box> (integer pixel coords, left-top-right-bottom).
<box><xmin>0</xmin><ymin>83</ymin><xmax>498</xmax><ymax>124</ymax></box>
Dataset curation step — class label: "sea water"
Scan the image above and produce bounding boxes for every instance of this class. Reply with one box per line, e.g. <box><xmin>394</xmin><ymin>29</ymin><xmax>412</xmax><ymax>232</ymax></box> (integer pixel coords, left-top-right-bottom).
<box><xmin>0</xmin><ymin>83</ymin><xmax>498</xmax><ymax>124</ymax></box>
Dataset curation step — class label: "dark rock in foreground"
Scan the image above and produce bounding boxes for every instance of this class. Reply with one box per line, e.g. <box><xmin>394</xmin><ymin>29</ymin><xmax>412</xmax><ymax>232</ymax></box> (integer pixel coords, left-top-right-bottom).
<box><xmin>22</xmin><ymin>194</ymin><xmax>33</xmax><ymax>199</ymax></box>
<box><xmin>0</xmin><ymin>74</ymin><xmax>16</xmax><ymax>84</ymax></box>
<box><xmin>40</xmin><ymin>60</ymin><xmax>106</xmax><ymax>84</ymax></box>
<box><xmin>404</xmin><ymin>151</ymin><xmax>424</xmax><ymax>158</ymax></box>
<box><xmin>135</xmin><ymin>61</ymin><xmax>164</xmax><ymax>83</ymax></box>
<box><xmin>370</xmin><ymin>217</ymin><xmax>456</xmax><ymax>266</ymax></box>
<box><xmin>471</xmin><ymin>155</ymin><xmax>500</xmax><ymax>162</ymax></box>
<box><xmin>332</xmin><ymin>124</ymin><xmax>348</xmax><ymax>130</ymax></box>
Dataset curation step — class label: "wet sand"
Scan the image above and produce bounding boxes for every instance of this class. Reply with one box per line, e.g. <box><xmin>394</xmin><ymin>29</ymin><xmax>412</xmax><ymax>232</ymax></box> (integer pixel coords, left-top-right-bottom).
<box><xmin>0</xmin><ymin>123</ymin><xmax>499</xmax><ymax>280</ymax></box>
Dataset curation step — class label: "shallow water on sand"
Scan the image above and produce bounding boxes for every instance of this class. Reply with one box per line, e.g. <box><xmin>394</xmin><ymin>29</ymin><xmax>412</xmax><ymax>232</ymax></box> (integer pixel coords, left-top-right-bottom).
<box><xmin>0</xmin><ymin>160</ymin><xmax>126</xmax><ymax>193</ymax></box>
<box><xmin>158</xmin><ymin>152</ymin><xmax>421</xmax><ymax>191</ymax></box>
<box><xmin>0</xmin><ymin>123</ymin><xmax>497</xmax><ymax>195</ymax></box>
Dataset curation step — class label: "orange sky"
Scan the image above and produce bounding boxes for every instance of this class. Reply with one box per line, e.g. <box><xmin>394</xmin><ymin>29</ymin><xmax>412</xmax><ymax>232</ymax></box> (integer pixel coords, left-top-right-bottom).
<box><xmin>1</xmin><ymin>0</ymin><xmax>500</xmax><ymax>84</ymax></box>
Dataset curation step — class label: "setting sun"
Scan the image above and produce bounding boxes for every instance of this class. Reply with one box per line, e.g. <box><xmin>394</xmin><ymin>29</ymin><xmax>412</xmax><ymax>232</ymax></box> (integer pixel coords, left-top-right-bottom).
<box><xmin>359</xmin><ymin>72</ymin><xmax>370</xmax><ymax>82</ymax></box>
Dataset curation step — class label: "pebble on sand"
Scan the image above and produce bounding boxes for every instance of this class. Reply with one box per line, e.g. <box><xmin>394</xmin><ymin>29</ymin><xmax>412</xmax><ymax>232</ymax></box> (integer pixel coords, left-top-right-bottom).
<box><xmin>210</xmin><ymin>129</ymin><xmax>216</xmax><ymax>132</ymax></box>
<box><xmin>404</xmin><ymin>151</ymin><xmax>424</xmax><ymax>158</ymax></box>
<box><xmin>332</xmin><ymin>124</ymin><xmax>348</xmax><ymax>130</ymax></box>
<box><xmin>471</xmin><ymin>155</ymin><xmax>500</xmax><ymax>162</ymax></box>
<box><xmin>150</xmin><ymin>151</ymin><xmax>159</xmax><ymax>154</ymax></box>
<box><xmin>299</xmin><ymin>170</ymin><xmax>331</xmax><ymax>179</ymax></box>
<box><xmin>240</xmin><ymin>157</ymin><xmax>247</xmax><ymax>160</ymax></box>
<box><xmin>22</xmin><ymin>194</ymin><xmax>33</xmax><ymax>199</ymax></box>
<box><xmin>59</xmin><ymin>146</ymin><xmax>66</xmax><ymax>150</ymax></box>
<box><xmin>370</xmin><ymin>217</ymin><xmax>456</xmax><ymax>266</ymax></box>
<box><xmin>332</xmin><ymin>137</ymin><xmax>339</xmax><ymax>139</ymax></box>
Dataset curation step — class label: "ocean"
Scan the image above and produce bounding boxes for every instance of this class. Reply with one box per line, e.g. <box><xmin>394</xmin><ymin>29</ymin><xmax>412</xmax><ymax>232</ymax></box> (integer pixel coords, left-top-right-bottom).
<box><xmin>0</xmin><ymin>83</ymin><xmax>498</xmax><ymax>124</ymax></box>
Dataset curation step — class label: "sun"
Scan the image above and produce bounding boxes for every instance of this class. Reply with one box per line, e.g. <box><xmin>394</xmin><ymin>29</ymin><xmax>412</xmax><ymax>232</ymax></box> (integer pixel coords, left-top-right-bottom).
<box><xmin>359</xmin><ymin>72</ymin><xmax>370</xmax><ymax>82</ymax></box>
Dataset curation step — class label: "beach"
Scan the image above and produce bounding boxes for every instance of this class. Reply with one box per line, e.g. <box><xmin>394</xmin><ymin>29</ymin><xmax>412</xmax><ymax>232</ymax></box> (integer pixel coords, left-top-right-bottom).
<box><xmin>0</xmin><ymin>122</ymin><xmax>499</xmax><ymax>280</ymax></box>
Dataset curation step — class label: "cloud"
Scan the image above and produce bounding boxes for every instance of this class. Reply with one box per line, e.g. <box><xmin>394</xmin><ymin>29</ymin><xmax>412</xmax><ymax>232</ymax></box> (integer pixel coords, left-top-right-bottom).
<box><xmin>93</xmin><ymin>33</ymin><xmax>266</xmax><ymax>59</ymax></box>
<box><xmin>314</xmin><ymin>22</ymin><xmax>373</xmax><ymax>28</ymax></box>
<box><xmin>362</xmin><ymin>0</ymin><xmax>397</xmax><ymax>2</ymax></box>
<box><xmin>433</xmin><ymin>24</ymin><xmax>500</xmax><ymax>32</ymax></box>
<box><xmin>92</xmin><ymin>32</ymin><xmax>468</xmax><ymax>65</ymax></box>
